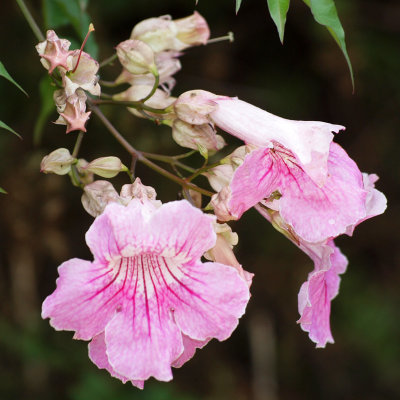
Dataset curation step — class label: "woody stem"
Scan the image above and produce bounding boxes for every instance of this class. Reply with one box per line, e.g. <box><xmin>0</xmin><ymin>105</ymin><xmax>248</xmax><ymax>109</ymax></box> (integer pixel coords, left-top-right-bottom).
<box><xmin>88</xmin><ymin>101</ymin><xmax>214</xmax><ymax>197</ymax></box>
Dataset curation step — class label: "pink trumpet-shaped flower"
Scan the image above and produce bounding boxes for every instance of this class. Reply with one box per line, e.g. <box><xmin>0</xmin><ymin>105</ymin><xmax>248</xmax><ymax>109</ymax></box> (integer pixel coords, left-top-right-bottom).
<box><xmin>212</xmin><ymin>140</ymin><xmax>368</xmax><ymax>243</ymax></box>
<box><xmin>42</xmin><ymin>198</ymin><xmax>250</xmax><ymax>387</ymax></box>
<box><xmin>179</xmin><ymin>91</ymin><xmax>385</xmax><ymax>243</ymax></box>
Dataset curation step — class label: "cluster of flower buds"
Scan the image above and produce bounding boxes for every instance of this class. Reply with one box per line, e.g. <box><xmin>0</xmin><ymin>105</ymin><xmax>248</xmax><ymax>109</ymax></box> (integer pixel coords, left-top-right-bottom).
<box><xmin>113</xmin><ymin>12</ymin><xmax>226</xmax><ymax>157</ymax></box>
<box><xmin>36</xmin><ymin>25</ymin><xmax>100</xmax><ymax>133</ymax></box>
<box><xmin>41</xmin><ymin>147</ymin><xmax>127</xmax><ymax>185</ymax></box>
<box><xmin>36</xmin><ymin>12</ymin><xmax>387</xmax><ymax>390</ymax></box>
<box><xmin>115</xmin><ymin>12</ymin><xmax>209</xmax><ymax>91</ymax></box>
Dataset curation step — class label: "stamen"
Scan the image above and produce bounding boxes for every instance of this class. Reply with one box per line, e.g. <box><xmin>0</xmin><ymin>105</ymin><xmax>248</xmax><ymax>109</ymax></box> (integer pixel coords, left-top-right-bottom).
<box><xmin>71</xmin><ymin>23</ymin><xmax>95</xmax><ymax>74</ymax></box>
<box><xmin>207</xmin><ymin>31</ymin><xmax>234</xmax><ymax>44</ymax></box>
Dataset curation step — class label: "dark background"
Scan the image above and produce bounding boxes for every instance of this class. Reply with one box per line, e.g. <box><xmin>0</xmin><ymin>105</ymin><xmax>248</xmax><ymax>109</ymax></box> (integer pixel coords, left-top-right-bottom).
<box><xmin>0</xmin><ymin>0</ymin><xmax>399</xmax><ymax>399</ymax></box>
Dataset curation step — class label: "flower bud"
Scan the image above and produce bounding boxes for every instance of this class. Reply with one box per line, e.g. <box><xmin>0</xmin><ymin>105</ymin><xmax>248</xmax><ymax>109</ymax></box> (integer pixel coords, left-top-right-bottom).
<box><xmin>40</xmin><ymin>148</ymin><xmax>75</xmax><ymax>175</ymax></box>
<box><xmin>131</xmin><ymin>12</ymin><xmax>210</xmax><ymax>52</ymax></box>
<box><xmin>120</xmin><ymin>177</ymin><xmax>161</xmax><ymax>208</ymax></box>
<box><xmin>131</xmin><ymin>15</ymin><xmax>177</xmax><ymax>53</ymax></box>
<box><xmin>81</xmin><ymin>180</ymin><xmax>121</xmax><ymax>217</ymax></box>
<box><xmin>113</xmin><ymin>85</ymin><xmax>176</xmax><ymax>120</ymax></box>
<box><xmin>174</xmin><ymin>12</ymin><xmax>210</xmax><ymax>47</ymax></box>
<box><xmin>210</xmin><ymin>186</ymin><xmax>235</xmax><ymax>221</ymax></box>
<box><xmin>172</xmin><ymin>119</ymin><xmax>225</xmax><ymax>152</ymax></box>
<box><xmin>204</xmin><ymin>145</ymin><xmax>254</xmax><ymax>192</ymax></box>
<box><xmin>84</xmin><ymin>157</ymin><xmax>128</xmax><ymax>178</ymax></box>
<box><xmin>204</xmin><ymin>223</ymin><xmax>253</xmax><ymax>287</ymax></box>
<box><xmin>75</xmin><ymin>158</ymin><xmax>94</xmax><ymax>185</ymax></box>
<box><xmin>116</xmin><ymin>39</ymin><xmax>157</xmax><ymax>75</ymax></box>
<box><xmin>204</xmin><ymin>164</ymin><xmax>233</xmax><ymax>193</ymax></box>
<box><xmin>115</xmin><ymin>50</ymin><xmax>181</xmax><ymax>92</ymax></box>
<box><xmin>188</xmin><ymin>189</ymin><xmax>202</xmax><ymax>208</ymax></box>
<box><xmin>174</xmin><ymin>90</ymin><xmax>219</xmax><ymax>125</ymax></box>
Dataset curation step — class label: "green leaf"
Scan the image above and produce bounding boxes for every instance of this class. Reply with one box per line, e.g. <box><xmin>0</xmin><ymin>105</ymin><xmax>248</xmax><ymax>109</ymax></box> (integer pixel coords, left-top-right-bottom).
<box><xmin>236</xmin><ymin>0</ymin><xmax>243</xmax><ymax>13</ymax></box>
<box><xmin>267</xmin><ymin>0</ymin><xmax>290</xmax><ymax>43</ymax></box>
<box><xmin>302</xmin><ymin>0</ymin><xmax>354</xmax><ymax>89</ymax></box>
<box><xmin>33</xmin><ymin>76</ymin><xmax>56</xmax><ymax>145</ymax></box>
<box><xmin>0</xmin><ymin>187</ymin><xmax>7</xmax><ymax>194</ymax></box>
<box><xmin>0</xmin><ymin>61</ymin><xmax>28</xmax><ymax>96</ymax></box>
<box><xmin>0</xmin><ymin>120</ymin><xmax>22</xmax><ymax>139</ymax></box>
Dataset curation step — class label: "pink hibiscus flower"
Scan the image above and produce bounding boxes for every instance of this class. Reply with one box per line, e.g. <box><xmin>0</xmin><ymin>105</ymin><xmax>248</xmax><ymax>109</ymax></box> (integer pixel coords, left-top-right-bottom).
<box><xmin>42</xmin><ymin>198</ymin><xmax>250</xmax><ymax>387</ymax></box>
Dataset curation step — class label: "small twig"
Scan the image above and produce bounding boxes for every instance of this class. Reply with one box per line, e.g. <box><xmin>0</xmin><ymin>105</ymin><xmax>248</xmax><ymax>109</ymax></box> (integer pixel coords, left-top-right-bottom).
<box><xmin>139</xmin><ymin>72</ymin><xmax>160</xmax><ymax>103</ymax></box>
<box><xmin>141</xmin><ymin>152</ymin><xmax>196</xmax><ymax>173</ymax></box>
<box><xmin>16</xmin><ymin>0</ymin><xmax>45</xmax><ymax>42</ymax></box>
<box><xmin>187</xmin><ymin>160</ymin><xmax>222</xmax><ymax>182</ymax></box>
<box><xmin>92</xmin><ymin>98</ymin><xmax>172</xmax><ymax>115</ymax></box>
<box><xmin>99</xmin><ymin>53</ymin><xmax>118</xmax><ymax>68</ymax></box>
<box><xmin>71</xmin><ymin>131</ymin><xmax>85</xmax><ymax>158</ymax></box>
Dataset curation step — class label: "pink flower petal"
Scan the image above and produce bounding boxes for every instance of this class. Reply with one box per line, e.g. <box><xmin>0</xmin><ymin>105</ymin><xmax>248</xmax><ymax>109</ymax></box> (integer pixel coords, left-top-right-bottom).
<box><xmin>345</xmin><ymin>173</ymin><xmax>387</xmax><ymax>235</ymax></box>
<box><xmin>42</xmin><ymin>258</ymin><xmax>128</xmax><ymax>340</ymax></box>
<box><xmin>104</xmin><ymin>256</ymin><xmax>249</xmax><ymax>381</ymax></box>
<box><xmin>297</xmin><ymin>241</ymin><xmax>348</xmax><ymax>348</ymax></box>
<box><xmin>228</xmin><ymin>147</ymin><xmax>280</xmax><ymax>219</ymax></box>
<box><xmin>104</xmin><ymin>255</ymin><xmax>184</xmax><ymax>382</ymax></box>
<box><xmin>255</xmin><ymin>204</ymin><xmax>348</xmax><ymax>347</ymax></box>
<box><xmin>89</xmin><ymin>333</ymin><xmax>144</xmax><ymax>389</ymax></box>
<box><xmin>171</xmin><ymin>261</ymin><xmax>250</xmax><ymax>341</ymax></box>
<box><xmin>278</xmin><ymin>143</ymin><xmax>367</xmax><ymax>242</ymax></box>
<box><xmin>171</xmin><ymin>334</ymin><xmax>210</xmax><ymax>368</ymax></box>
<box><xmin>143</xmin><ymin>200</ymin><xmax>217</xmax><ymax>261</ymax></box>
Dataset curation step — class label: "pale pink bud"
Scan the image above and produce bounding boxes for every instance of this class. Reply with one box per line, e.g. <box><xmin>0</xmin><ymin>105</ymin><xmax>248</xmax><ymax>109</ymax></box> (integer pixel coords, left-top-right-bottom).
<box><xmin>174</xmin><ymin>12</ymin><xmax>210</xmax><ymax>47</ymax></box>
<box><xmin>116</xmin><ymin>39</ymin><xmax>157</xmax><ymax>75</ymax></box>
<box><xmin>113</xmin><ymin>85</ymin><xmax>176</xmax><ymax>119</ymax></box>
<box><xmin>172</xmin><ymin>119</ymin><xmax>225</xmax><ymax>152</ymax></box>
<box><xmin>81</xmin><ymin>180</ymin><xmax>121</xmax><ymax>217</ymax></box>
<box><xmin>115</xmin><ymin>50</ymin><xmax>181</xmax><ymax>92</ymax></box>
<box><xmin>188</xmin><ymin>189</ymin><xmax>202</xmax><ymax>208</ymax></box>
<box><xmin>40</xmin><ymin>148</ymin><xmax>75</xmax><ymax>175</ymax></box>
<box><xmin>131</xmin><ymin>12</ymin><xmax>210</xmax><ymax>52</ymax></box>
<box><xmin>36</xmin><ymin>30</ymin><xmax>73</xmax><ymax>73</ymax></box>
<box><xmin>204</xmin><ymin>164</ymin><xmax>233</xmax><ymax>193</ymax></box>
<box><xmin>204</xmin><ymin>223</ymin><xmax>253</xmax><ymax>287</ymax></box>
<box><xmin>84</xmin><ymin>157</ymin><xmax>128</xmax><ymax>178</ymax></box>
<box><xmin>210</xmin><ymin>186</ymin><xmax>235</xmax><ymax>221</ymax></box>
<box><xmin>204</xmin><ymin>145</ymin><xmax>254</xmax><ymax>192</ymax></box>
<box><xmin>120</xmin><ymin>177</ymin><xmax>162</xmax><ymax>208</ymax></box>
<box><xmin>131</xmin><ymin>15</ymin><xmax>177</xmax><ymax>53</ymax></box>
<box><xmin>174</xmin><ymin>90</ymin><xmax>220</xmax><ymax>125</ymax></box>
<box><xmin>54</xmin><ymin>89</ymin><xmax>91</xmax><ymax>133</ymax></box>
<box><xmin>75</xmin><ymin>159</ymin><xmax>94</xmax><ymax>185</ymax></box>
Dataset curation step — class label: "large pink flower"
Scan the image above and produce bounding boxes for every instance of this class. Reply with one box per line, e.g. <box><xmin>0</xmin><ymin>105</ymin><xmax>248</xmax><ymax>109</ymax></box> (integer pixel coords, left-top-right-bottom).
<box><xmin>219</xmin><ymin>141</ymin><xmax>368</xmax><ymax>243</ymax></box>
<box><xmin>175</xmin><ymin>92</ymin><xmax>384</xmax><ymax>243</ymax></box>
<box><xmin>42</xmin><ymin>199</ymin><xmax>250</xmax><ymax>387</ymax></box>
